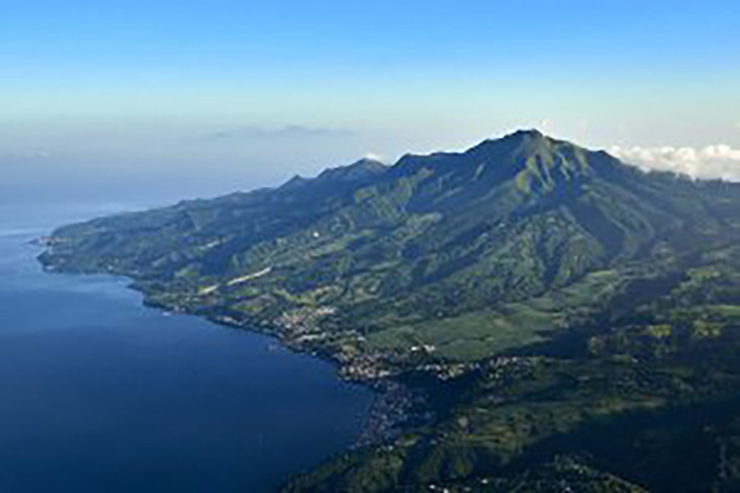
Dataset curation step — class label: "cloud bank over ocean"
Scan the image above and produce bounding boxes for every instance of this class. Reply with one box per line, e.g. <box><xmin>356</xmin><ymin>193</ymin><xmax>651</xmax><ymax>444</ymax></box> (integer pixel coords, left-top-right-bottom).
<box><xmin>611</xmin><ymin>144</ymin><xmax>740</xmax><ymax>182</ymax></box>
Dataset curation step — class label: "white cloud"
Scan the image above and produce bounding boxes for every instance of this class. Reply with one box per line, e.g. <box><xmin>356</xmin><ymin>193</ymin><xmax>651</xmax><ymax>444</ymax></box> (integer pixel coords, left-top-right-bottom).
<box><xmin>362</xmin><ymin>152</ymin><xmax>385</xmax><ymax>162</ymax></box>
<box><xmin>610</xmin><ymin>144</ymin><xmax>740</xmax><ymax>182</ymax></box>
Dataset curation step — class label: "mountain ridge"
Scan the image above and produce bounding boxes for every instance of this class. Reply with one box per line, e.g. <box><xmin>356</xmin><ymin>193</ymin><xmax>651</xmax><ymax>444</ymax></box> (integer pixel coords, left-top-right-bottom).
<box><xmin>38</xmin><ymin>129</ymin><xmax>740</xmax><ymax>361</ymax></box>
<box><xmin>37</xmin><ymin>130</ymin><xmax>740</xmax><ymax>492</ymax></box>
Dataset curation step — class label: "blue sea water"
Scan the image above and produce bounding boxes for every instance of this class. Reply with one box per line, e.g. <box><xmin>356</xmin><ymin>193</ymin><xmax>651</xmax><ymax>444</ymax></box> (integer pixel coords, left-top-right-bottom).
<box><xmin>0</xmin><ymin>203</ymin><xmax>373</xmax><ymax>493</ymax></box>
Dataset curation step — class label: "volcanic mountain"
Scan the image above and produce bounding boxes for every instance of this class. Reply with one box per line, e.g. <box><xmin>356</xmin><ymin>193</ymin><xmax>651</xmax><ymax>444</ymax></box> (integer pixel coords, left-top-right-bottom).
<box><xmin>40</xmin><ymin>130</ymin><xmax>740</xmax><ymax>360</ymax></box>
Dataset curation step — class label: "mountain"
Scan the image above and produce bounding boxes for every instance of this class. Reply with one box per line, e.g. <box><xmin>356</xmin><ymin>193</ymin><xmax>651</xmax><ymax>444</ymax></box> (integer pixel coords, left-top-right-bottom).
<box><xmin>39</xmin><ymin>130</ymin><xmax>740</xmax><ymax>361</ymax></box>
<box><xmin>38</xmin><ymin>131</ymin><xmax>740</xmax><ymax>492</ymax></box>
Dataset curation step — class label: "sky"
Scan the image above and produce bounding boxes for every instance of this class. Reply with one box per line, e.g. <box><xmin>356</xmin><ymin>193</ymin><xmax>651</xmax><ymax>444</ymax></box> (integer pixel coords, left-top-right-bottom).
<box><xmin>1</xmin><ymin>0</ymin><xmax>739</xmax><ymax>204</ymax></box>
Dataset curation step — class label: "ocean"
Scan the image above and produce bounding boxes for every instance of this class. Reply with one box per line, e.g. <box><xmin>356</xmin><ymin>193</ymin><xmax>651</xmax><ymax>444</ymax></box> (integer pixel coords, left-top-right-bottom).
<box><xmin>0</xmin><ymin>202</ymin><xmax>373</xmax><ymax>492</ymax></box>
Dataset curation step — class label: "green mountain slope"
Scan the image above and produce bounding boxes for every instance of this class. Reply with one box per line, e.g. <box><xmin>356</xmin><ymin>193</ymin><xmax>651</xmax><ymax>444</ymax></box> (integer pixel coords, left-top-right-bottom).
<box><xmin>40</xmin><ymin>130</ymin><xmax>740</xmax><ymax>361</ymax></box>
<box><xmin>284</xmin><ymin>258</ymin><xmax>740</xmax><ymax>492</ymax></box>
<box><xmin>39</xmin><ymin>130</ymin><xmax>740</xmax><ymax>492</ymax></box>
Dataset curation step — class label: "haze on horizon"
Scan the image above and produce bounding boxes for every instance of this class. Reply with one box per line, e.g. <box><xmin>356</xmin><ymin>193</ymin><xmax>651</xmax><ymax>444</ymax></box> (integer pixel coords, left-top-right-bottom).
<box><xmin>1</xmin><ymin>0</ymin><xmax>739</xmax><ymax>205</ymax></box>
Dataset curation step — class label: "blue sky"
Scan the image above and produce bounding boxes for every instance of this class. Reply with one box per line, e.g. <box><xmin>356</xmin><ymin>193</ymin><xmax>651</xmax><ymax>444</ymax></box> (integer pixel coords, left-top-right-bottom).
<box><xmin>1</xmin><ymin>0</ymin><xmax>739</xmax><ymax>201</ymax></box>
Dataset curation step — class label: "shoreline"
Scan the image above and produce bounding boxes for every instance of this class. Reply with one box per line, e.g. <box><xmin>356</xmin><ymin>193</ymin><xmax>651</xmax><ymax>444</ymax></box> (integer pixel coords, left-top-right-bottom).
<box><xmin>41</xmin><ymin>257</ymin><xmax>423</xmax><ymax>451</ymax></box>
<box><xmin>147</xmin><ymin>296</ymin><xmax>426</xmax><ymax>449</ymax></box>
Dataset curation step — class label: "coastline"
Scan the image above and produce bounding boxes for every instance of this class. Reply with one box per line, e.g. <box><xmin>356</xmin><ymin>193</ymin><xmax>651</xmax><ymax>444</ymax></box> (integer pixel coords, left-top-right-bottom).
<box><xmin>39</xmin><ymin>255</ymin><xmax>422</xmax><ymax>452</ymax></box>
<box><xmin>149</xmin><ymin>292</ymin><xmax>425</xmax><ymax>450</ymax></box>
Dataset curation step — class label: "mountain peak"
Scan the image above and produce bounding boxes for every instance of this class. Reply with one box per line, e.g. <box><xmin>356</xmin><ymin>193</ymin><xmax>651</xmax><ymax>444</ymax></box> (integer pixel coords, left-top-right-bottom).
<box><xmin>453</xmin><ymin>129</ymin><xmax>598</xmax><ymax>194</ymax></box>
<box><xmin>349</xmin><ymin>157</ymin><xmax>387</xmax><ymax>170</ymax></box>
<box><xmin>470</xmin><ymin>128</ymin><xmax>552</xmax><ymax>154</ymax></box>
<box><xmin>501</xmin><ymin>128</ymin><xmax>556</xmax><ymax>151</ymax></box>
<box><xmin>506</xmin><ymin>128</ymin><xmax>546</xmax><ymax>140</ymax></box>
<box><xmin>323</xmin><ymin>156</ymin><xmax>387</xmax><ymax>173</ymax></box>
<box><xmin>316</xmin><ymin>157</ymin><xmax>388</xmax><ymax>182</ymax></box>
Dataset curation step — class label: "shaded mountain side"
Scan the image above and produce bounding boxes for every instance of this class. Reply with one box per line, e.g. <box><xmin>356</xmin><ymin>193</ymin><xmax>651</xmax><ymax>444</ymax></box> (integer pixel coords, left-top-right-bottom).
<box><xmin>39</xmin><ymin>130</ymin><xmax>740</xmax><ymax>361</ymax></box>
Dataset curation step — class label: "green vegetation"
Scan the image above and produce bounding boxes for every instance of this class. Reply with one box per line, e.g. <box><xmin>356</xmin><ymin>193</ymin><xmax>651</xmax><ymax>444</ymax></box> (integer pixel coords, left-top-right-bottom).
<box><xmin>40</xmin><ymin>131</ymin><xmax>740</xmax><ymax>359</ymax></box>
<box><xmin>366</xmin><ymin>306</ymin><xmax>554</xmax><ymax>361</ymax></box>
<box><xmin>37</xmin><ymin>130</ymin><xmax>740</xmax><ymax>492</ymax></box>
<box><xmin>286</xmin><ymin>320</ymin><xmax>740</xmax><ymax>492</ymax></box>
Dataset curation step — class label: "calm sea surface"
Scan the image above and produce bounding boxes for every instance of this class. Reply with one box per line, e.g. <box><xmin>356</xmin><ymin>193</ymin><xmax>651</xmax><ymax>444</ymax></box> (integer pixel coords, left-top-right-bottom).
<box><xmin>0</xmin><ymin>203</ymin><xmax>373</xmax><ymax>493</ymax></box>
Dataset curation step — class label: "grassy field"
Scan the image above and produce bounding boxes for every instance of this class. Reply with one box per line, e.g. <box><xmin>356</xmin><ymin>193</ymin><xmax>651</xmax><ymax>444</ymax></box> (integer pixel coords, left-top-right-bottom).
<box><xmin>366</xmin><ymin>305</ymin><xmax>556</xmax><ymax>360</ymax></box>
<box><xmin>365</xmin><ymin>269</ymin><xmax>626</xmax><ymax>361</ymax></box>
